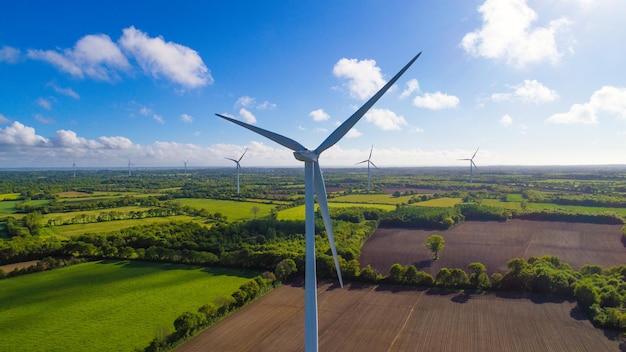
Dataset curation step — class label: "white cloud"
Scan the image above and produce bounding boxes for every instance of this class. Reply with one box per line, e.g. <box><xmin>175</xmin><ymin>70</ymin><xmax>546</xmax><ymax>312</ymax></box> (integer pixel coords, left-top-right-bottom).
<box><xmin>310</xmin><ymin>109</ymin><xmax>330</xmax><ymax>122</ymax></box>
<box><xmin>34</xmin><ymin>114</ymin><xmax>55</xmax><ymax>124</ymax></box>
<box><xmin>257</xmin><ymin>101</ymin><xmax>276</xmax><ymax>110</ymax></box>
<box><xmin>98</xmin><ymin>136</ymin><xmax>134</xmax><ymax>149</ymax></box>
<box><xmin>547</xmin><ymin>86</ymin><xmax>626</xmax><ymax>124</ymax></box>
<box><xmin>236</xmin><ymin>96</ymin><xmax>255</xmax><ymax>107</ymax></box>
<box><xmin>48</xmin><ymin>83</ymin><xmax>80</xmax><ymax>99</ymax></box>
<box><xmin>333</xmin><ymin>58</ymin><xmax>385</xmax><ymax>100</ymax></box>
<box><xmin>38</xmin><ymin>98</ymin><xmax>52</xmax><ymax>110</ymax></box>
<box><xmin>460</xmin><ymin>0</ymin><xmax>572</xmax><ymax>68</ymax></box>
<box><xmin>314</xmin><ymin>127</ymin><xmax>328</xmax><ymax>133</ymax></box>
<box><xmin>346</xmin><ymin>128</ymin><xmax>362</xmax><ymax>138</ymax></box>
<box><xmin>0</xmin><ymin>113</ymin><xmax>9</xmax><ymax>124</ymax></box>
<box><xmin>500</xmin><ymin>114</ymin><xmax>514</xmax><ymax>126</ymax></box>
<box><xmin>153</xmin><ymin>114</ymin><xmax>164</xmax><ymax>124</ymax></box>
<box><xmin>413</xmin><ymin>127</ymin><xmax>424</xmax><ymax>133</ymax></box>
<box><xmin>547</xmin><ymin>103</ymin><xmax>597</xmax><ymax>124</ymax></box>
<box><xmin>28</xmin><ymin>34</ymin><xmax>130</xmax><ymax>81</ymax></box>
<box><xmin>0</xmin><ymin>121</ymin><xmax>48</xmax><ymax>146</ymax></box>
<box><xmin>413</xmin><ymin>92</ymin><xmax>460</xmax><ymax>110</ymax></box>
<box><xmin>119</xmin><ymin>26</ymin><xmax>211</xmax><ymax>88</ymax></box>
<box><xmin>365</xmin><ymin>108</ymin><xmax>407</xmax><ymax>130</ymax></box>
<box><xmin>491</xmin><ymin>80</ymin><xmax>558</xmax><ymax>104</ymax></box>
<box><xmin>50</xmin><ymin>130</ymin><xmax>101</xmax><ymax>148</ymax></box>
<box><xmin>399</xmin><ymin>79</ymin><xmax>420</xmax><ymax>99</ymax></box>
<box><xmin>0</xmin><ymin>46</ymin><xmax>20</xmax><ymax>63</ymax></box>
<box><xmin>239</xmin><ymin>108</ymin><xmax>257</xmax><ymax>124</ymax></box>
<box><xmin>180</xmin><ymin>114</ymin><xmax>193</xmax><ymax>123</ymax></box>
<box><xmin>514</xmin><ymin>80</ymin><xmax>559</xmax><ymax>103</ymax></box>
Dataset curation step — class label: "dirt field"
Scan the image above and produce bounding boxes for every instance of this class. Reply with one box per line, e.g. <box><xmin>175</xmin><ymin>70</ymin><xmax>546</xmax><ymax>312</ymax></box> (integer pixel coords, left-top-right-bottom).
<box><xmin>360</xmin><ymin>220</ymin><xmax>626</xmax><ymax>275</ymax></box>
<box><xmin>176</xmin><ymin>282</ymin><xmax>623</xmax><ymax>352</ymax></box>
<box><xmin>0</xmin><ymin>260</ymin><xmax>38</xmax><ymax>272</ymax></box>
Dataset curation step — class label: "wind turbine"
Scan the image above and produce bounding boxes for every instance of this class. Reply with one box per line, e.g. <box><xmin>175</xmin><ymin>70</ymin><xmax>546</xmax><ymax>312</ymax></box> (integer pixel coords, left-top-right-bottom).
<box><xmin>183</xmin><ymin>160</ymin><xmax>188</xmax><ymax>175</ymax></box>
<box><xmin>127</xmin><ymin>159</ymin><xmax>134</xmax><ymax>177</ymax></box>
<box><xmin>458</xmin><ymin>147</ymin><xmax>479</xmax><ymax>183</ymax></box>
<box><xmin>72</xmin><ymin>160</ymin><xmax>77</xmax><ymax>178</ymax></box>
<box><xmin>216</xmin><ymin>52</ymin><xmax>421</xmax><ymax>352</ymax></box>
<box><xmin>355</xmin><ymin>145</ymin><xmax>378</xmax><ymax>191</ymax></box>
<box><xmin>225</xmin><ymin>148</ymin><xmax>247</xmax><ymax>195</ymax></box>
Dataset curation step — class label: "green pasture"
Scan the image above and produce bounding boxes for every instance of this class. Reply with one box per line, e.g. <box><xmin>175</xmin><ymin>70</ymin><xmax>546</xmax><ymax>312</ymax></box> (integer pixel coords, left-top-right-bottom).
<box><xmin>175</xmin><ymin>198</ymin><xmax>277</xmax><ymax>221</ymax></box>
<box><xmin>482</xmin><ymin>199</ymin><xmax>626</xmax><ymax>216</ymax></box>
<box><xmin>506</xmin><ymin>193</ymin><xmax>524</xmax><ymax>202</ymax></box>
<box><xmin>56</xmin><ymin>191</ymin><xmax>162</xmax><ymax>203</ymax></box>
<box><xmin>482</xmin><ymin>199</ymin><xmax>522</xmax><ymax>210</ymax></box>
<box><xmin>330</xmin><ymin>193</ymin><xmax>417</xmax><ymax>205</ymax></box>
<box><xmin>0</xmin><ymin>260</ymin><xmax>259</xmax><ymax>352</ymax></box>
<box><xmin>0</xmin><ymin>199</ymin><xmax>49</xmax><ymax>216</ymax></box>
<box><xmin>42</xmin><ymin>206</ymin><xmax>151</xmax><ymax>223</ymax></box>
<box><xmin>411</xmin><ymin>197</ymin><xmax>463</xmax><ymax>207</ymax></box>
<box><xmin>0</xmin><ymin>193</ymin><xmax>20</xmax><ymax>201</ymax></box>
<box><xmin>40</xmin><ymin>215</ymin><xmax>207</xmax><ymax>239</ymax></box>
<box><xmin>277</xmin><ymin>202</ymin><xmax>395</xmax><ymax>221</ymax></box>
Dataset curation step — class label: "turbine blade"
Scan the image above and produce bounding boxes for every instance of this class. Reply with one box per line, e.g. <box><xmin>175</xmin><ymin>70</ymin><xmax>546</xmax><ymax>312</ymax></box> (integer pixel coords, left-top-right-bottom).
<box><xmin>315</xmin><ymin>52</ymin><xmax>422</xmax><ymax>155</ymax></box>
<box><xmin>471</xmin><ymin>147</ymin><xmax>479</xmax><ymax>160</ymax></box>
<box><xmin>215</xmin><ymin>114</ymin><xmax>306</xmax><ymax>152</ymax></box>
<box><xmin>368</xmin><ymin>145</ymin><xmax>374</xmax><ymax>160</ymax></box>
<box><xmin>472</xmin><ymin>160</ymin><xmax>478</xmax><ymax>171</ymax></box>
<box><xmin>370</xmin><ymin>160</ymin><xmax>379</xmax><ymax>169</ymax></box>
<box><xmin>313</xmin><ymin>162</ymin><xmax>344</xmax><ymax>288</ymax></box>
<box><xmin>225</xmin><ymin>157</ymin><xmax>238</xmax><ymax>162</ymax></box>
<box><xmin>356</xmin><ymin>160</ymin><xmax>368</xmax><ymax>165</ymax></box>
<box><xmin>238</xmin><ymin>147</ymin><xmax>248</xmax><ymax>162</ymax></box>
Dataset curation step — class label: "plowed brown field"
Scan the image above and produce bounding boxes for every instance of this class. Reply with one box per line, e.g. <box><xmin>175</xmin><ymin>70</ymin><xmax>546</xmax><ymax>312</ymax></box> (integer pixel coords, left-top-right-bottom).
<box><xmin>361</xmin><ymin>220</ymin><xmax>626</xmax><ymax>275</ymax></box>
<box><xmin>176</xmin><ymin>220</ymin><xmax>626</xmax><ymax>351</ymax></box>
<box><xmin>176</xmin><ymin>282</ymin><xmax>623</xmax><ymax>352</ymax></box>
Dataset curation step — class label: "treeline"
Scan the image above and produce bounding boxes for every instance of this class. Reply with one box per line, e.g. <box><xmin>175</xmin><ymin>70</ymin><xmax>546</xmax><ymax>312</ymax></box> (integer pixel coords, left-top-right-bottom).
<box><xmin>523</xmin><ymin>190</ymin><xmax>626</xmax><ymax>208</ymax></box>
<box><xmin>515</xmin><ymin>210</ymin><xmax>624</xmax><ymax>224</ymax></box>
<box><xmin>379</xmin><ymin>206</ymin><xmax>464</xmax><ymax>229</ymax></box>
<box><xmin>359</xmin><ymin>255</ymin><xmax>626</xmax><ymax>330</ymax></box>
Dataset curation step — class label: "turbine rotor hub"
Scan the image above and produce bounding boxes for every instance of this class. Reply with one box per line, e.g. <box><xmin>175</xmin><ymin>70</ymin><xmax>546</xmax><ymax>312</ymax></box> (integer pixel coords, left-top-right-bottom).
<box><xmin>293</xmin><ymin>150</ymin><xmax>318</xmax><ymax>162</ymax></box>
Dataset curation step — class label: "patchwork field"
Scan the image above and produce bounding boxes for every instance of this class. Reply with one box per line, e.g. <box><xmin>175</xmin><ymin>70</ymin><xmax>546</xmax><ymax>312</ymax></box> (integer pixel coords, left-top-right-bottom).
<box><xmin>277</xmin><ymin>203</ymin><xmax>396</xmax><ymax>221</ymax></box>
<box><xmin>176</xmin><ymin>282</ymin><xmax>622</xmax><ymax>352</ymax></box>
<box><xmin>360</xmin><ymin>220</ymin><xmax>626</xmax><ymax>275</ymax></box>
<box><xmin>0</xmin><ymin>260</ymin><xmax>259</xmax><ymax>352</ymax></box>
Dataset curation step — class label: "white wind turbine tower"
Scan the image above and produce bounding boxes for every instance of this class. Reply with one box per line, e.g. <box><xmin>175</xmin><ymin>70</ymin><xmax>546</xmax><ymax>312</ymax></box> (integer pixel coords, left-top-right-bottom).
<box><xmin>183</xmin><ymin>160</ymin><xmax>188</xmax><ymax>175</ymax></box>
<box><xmin>225</xmin><ymin>148</ymin><xmax>247</xmax><ymax>195</ymax></box>
<box><xmin>356</xmin><ymin>145</ymin><xmax>378</xmax><ymax>191</ymax></box>
<box><xmin>216</xmin><ymin>52</ymin><xmax>421</xmax><ymax>352</ymax></box>
<box><xmin>127</xmin><ymin>159</ymin><xmax>134</xmax><ymax>177</ymax></box>
<box><xmin>72</xmin><ymin>160</ymin><xmax>77</xmax><ymax>178</ymax></box>
<box><xmin>458</xmin><ymin>147</ymin><xmax>479</xmax><ymax>183</ymax></box>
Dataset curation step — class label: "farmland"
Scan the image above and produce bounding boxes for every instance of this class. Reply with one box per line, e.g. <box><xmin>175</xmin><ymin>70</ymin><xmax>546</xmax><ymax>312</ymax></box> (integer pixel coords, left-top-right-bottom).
<box><xmin>2</xmin><ymin>166</ymin><xmax>626</xmax><ymax>350</ymax></box>
<box><xmin>0</xmin><ymin>260</ymin><xmax>259</xmax><ymax>352</ymax></box>
<box><xmin>176</xmin><ymin>282</ymin><xmax>621</xmax><ymax>352</ymax></box>
<box><xmin>361</xmin><ymin>220</ymin><xmax>626</xmax><ymax>275</ymax></box>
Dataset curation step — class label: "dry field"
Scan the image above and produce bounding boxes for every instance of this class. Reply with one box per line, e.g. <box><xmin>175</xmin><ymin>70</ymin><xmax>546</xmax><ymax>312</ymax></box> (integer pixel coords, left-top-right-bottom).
<box><xmin>176</xmin><ymin>282</ymin><xmax>622</xmax><ymax>352</ymax></box>
<box><xmin>360</xmin><ymin>219</ymin><xmax>626</xmax><ymax>275</ymax></box>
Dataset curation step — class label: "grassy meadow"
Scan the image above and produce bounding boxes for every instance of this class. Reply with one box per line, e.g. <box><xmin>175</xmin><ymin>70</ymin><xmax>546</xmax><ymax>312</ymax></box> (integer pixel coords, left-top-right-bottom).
<box><xmin>175</xmin><ymin>198</ymin><xmax>277</xmax><ymax>221</ymax></box>
<box><xmin>0</xmin><ymin>260</ymin><xmax>259</xmax><ymax>352</ymax></box>
<box><xmin>277</xmin><ymin>202</ymin><xmax>396</xmax><ymax>221</ymax></box>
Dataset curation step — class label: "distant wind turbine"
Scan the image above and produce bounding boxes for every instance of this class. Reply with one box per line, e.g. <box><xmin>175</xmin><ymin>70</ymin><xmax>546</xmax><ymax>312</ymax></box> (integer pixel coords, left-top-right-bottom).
<box><xmin>458</xmin><ymin>147</ymin><xmax>479</xmax><ymax>183</ymax></box>
<box><xmin>216</xmin><ymin>52</ymin><xmax>421</xmax><ymax>352</ymax></box>
<box><xmin>356</xmin><ymin>145</ymin><xmax>378</xmax><ymax>191</ymax></box>
<box><xmin>128</xmin><ymin>159</ymin><xmax>134</xmax><ymax>177</ymax></box>
<box><xmin>225</xmin><ymin>148</ymin><xmax>247</xmax><ymax>195</ymax></box>
<box><xmin>183</xmin><ymin>160</ymin><xmax>188</xmax><ymax>175</ymax></box>
<box><xmin>72</xmin><ymin>160</ymin><xmax>77</xmax><ymax>178</ymax></box>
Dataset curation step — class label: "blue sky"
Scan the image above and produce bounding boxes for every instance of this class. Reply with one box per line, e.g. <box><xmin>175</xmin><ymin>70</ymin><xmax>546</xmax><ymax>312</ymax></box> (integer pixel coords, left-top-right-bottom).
<box><xmin>1</xmin><ymin>0</ymin><xmax>625</xmax><ymax>169</ymax></box>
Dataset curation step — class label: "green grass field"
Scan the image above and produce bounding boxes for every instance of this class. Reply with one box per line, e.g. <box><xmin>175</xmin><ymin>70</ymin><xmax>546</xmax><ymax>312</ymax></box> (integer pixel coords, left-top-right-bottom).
<box><xmin>411</xmin><ymin>197</ymin><xmax>463</xmax><ymax>207</ymax></box>
<box><xmin>175</xmin><ymin>198</ymin><xmax>277</xmax><ymax>221</ymax></box>
<box><xmin>330</xmin><ymin>193</ymin><xmax>417</xmax><ymax>205</ymax></box>
<box><xmin>40</xmin><ymin>215</ymin><xmax>208</xmax><ymax>239</ymax></box>
<box><xmin>0</xmin><ymin>260</ymin><xmax>259</xmax><ymax>352</ymax></box>
<box><xmin>0</xmin><ymin>193</ymin><xmax>20</xmax><ymax>201</ymax></box>
<box><xmin>277</xmin><ymin>202</ymin><xmax>396</xmax><ymax>221</ymax></box>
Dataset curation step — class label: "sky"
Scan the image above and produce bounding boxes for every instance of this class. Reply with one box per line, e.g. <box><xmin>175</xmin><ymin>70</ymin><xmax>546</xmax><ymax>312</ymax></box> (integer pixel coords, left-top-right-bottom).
<box><xmin>1</xmin><ymin>0</ymin><xmax>626</xmax><ymax>169</ymax></box>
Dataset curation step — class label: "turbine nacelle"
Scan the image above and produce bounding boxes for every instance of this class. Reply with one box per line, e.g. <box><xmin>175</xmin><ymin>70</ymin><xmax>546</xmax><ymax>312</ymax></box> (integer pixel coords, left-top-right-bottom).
<box><xmin>294</xmin><ymin>150</ymin><xmax>319</xmax><ymax>162</ymax></box>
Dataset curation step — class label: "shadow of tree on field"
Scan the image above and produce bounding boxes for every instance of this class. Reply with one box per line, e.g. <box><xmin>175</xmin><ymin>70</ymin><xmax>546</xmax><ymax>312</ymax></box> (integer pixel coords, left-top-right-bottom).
<box><xmin>569</xmin><ymin>306</ymin><xmax>588</xmax><ymax>321</ymax></box>
<box><xmin>621</xmin><ymin>235</ymin><xmax>626</xmax><ymax>248</ymax></box>
<box><xmin>413</xmin><ymin>259</ymin><xmax>434</xmax><ymax>270</ymax></box>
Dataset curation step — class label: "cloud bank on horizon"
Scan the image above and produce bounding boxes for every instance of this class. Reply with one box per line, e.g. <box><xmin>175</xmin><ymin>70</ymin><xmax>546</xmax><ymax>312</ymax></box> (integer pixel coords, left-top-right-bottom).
<box><xmin>1</xmin><ymin>0</ymin><xmax>625</xmax><ymax>168</ymax></box>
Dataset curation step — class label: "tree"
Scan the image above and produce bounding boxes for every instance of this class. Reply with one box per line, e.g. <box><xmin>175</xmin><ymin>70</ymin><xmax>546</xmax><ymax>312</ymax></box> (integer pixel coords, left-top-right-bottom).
<box><xmin>173</xmin><ymin>311</ymin><xmax>203</xmax><ymax>337</ymax></box>
<box><xmin>250</xmin><ymin>206</ymin><xmax>260</xmax><ymax>219</ymax></box>
<box><xmin>424</xmin><ymin>234</ymin><xmax>445</xmax><ymax>260</ymax></box>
